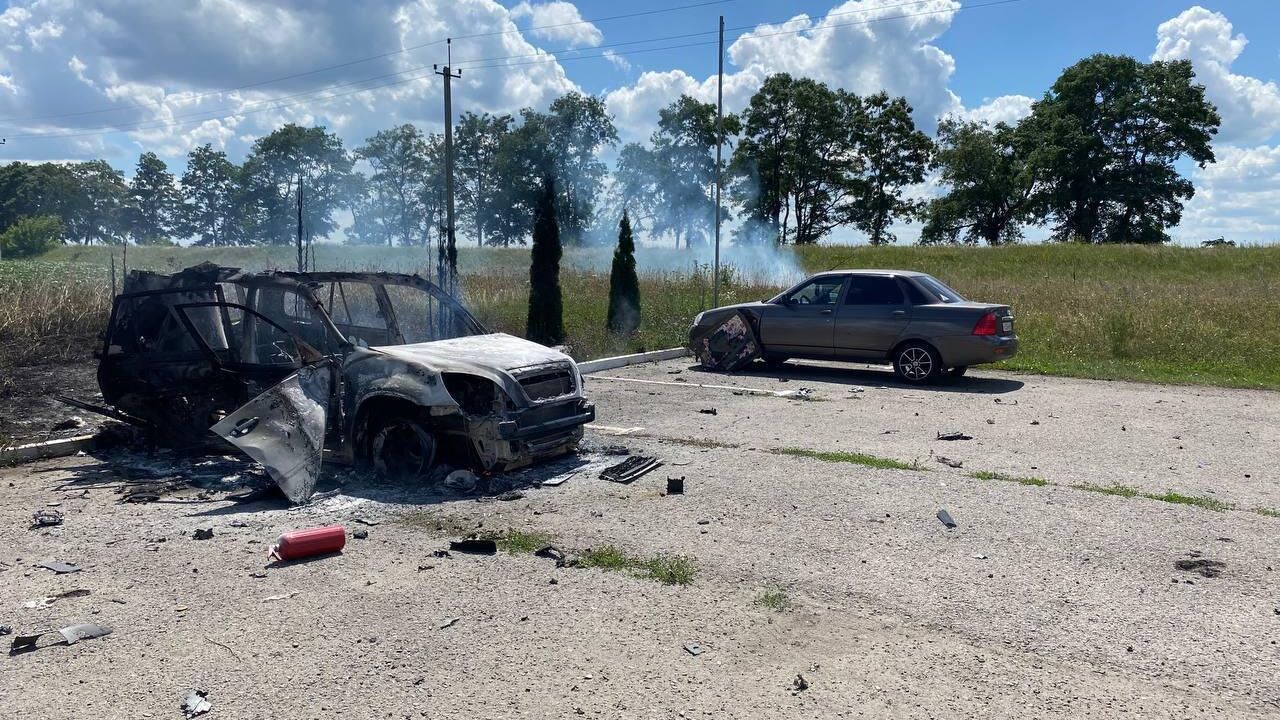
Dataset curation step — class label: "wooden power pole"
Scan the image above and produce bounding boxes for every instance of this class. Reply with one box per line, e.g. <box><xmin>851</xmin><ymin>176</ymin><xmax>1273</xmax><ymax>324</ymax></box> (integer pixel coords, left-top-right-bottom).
<box><xmin>713</xmin><ymin>15</ymin><xmax>725</xmax><ymax>308</ymax></box>
<box><xmin>434</xmin><ymin>39</ymin><xmax>462</xmax><ymax>297</ymax></box>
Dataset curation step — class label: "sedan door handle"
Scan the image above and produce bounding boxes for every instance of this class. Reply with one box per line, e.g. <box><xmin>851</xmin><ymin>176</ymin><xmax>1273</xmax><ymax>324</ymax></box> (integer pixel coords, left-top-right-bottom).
<box><xmin>891</xmin><ymin>310</ymin><xmax>906</xmax><ymax>317</ymax></box>
<box><xmin>819</xmin><ymin>309</ymin><xmax>833</xmax><ymax>315</ymax></box>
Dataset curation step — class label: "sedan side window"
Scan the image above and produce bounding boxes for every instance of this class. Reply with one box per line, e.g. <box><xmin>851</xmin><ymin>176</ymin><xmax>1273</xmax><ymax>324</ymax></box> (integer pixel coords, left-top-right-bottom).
<box><xmin>787</xmin><ymin>278</ymin><xmax>846</xmax><ymax>306</ymax></box>
<box><xmin>844</xmin><ymin>276</ymin><xmax>904</xmax><ymax>305</ymax></box>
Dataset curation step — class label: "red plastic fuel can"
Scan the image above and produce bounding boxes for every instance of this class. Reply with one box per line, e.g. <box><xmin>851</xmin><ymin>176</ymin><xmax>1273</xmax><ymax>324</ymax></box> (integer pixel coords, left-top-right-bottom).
<box><xmin>269</xmin><ymin>524</ymin><xmax>346</xmax><ymax>562</ymax></box>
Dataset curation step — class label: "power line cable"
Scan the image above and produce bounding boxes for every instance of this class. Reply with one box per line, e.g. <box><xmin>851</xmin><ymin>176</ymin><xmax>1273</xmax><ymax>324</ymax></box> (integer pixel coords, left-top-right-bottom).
<box><xmin>9</xmin><ymin>0</ymin><xmax>1024</xmax><ymax>142</ymax></box>
<box><xmin>0</xmin><ymin>0</ymin><xmax>741</xmax><ymax>124</ymax></box>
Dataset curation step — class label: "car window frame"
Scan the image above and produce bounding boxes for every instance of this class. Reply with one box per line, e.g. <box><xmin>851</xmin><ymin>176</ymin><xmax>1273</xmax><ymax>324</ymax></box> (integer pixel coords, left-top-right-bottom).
<box><xmin>780</xmin><ymin>275</ymin><xmax>849</xmax><ymax>307</ymax></box>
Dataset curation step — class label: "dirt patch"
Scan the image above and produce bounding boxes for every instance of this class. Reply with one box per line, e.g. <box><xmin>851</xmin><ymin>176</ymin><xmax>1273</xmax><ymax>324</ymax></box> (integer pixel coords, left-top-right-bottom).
<box><xmin>0</xmin><ymin>360</ymin><xmax>103</xmax><ymax>447</ymax></box>
<box><xmin>1174</xmin><ymin>558</ymin><xmax>1226</xmax><ymax>578</ymax></box>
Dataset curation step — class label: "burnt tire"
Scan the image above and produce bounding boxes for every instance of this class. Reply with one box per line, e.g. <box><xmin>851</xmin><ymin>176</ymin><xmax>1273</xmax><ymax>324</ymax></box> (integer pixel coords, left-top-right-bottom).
<box><xmin>370</xmin><ymin>415</ymin><xmax>437</xmax><ymax>482</ymax></box>
<box><xmin>893</xmin><ymin>342</ymin><xmax>941</xmax><ymax>385</ymax></box>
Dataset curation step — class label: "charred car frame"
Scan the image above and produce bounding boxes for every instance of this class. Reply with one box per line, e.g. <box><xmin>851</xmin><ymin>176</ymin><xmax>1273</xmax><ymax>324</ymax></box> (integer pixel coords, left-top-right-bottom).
<box><xmin>94</xmin><ymin>263</ymin><xmax>594</xmax><ymax>502</ymax></box>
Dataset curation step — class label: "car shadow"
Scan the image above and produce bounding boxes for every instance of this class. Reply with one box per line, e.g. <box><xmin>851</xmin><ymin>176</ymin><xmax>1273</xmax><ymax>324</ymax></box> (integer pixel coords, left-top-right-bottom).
<box><xmin>688</xmin><ymin>360</ymin><xmax>1025</xmax><ymax>395</ymax></box>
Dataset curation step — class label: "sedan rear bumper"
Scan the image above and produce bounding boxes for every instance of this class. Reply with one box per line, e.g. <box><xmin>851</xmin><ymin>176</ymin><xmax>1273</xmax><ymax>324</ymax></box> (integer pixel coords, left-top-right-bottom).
<box><xmin>934</xmin><ymin>335</ymin><xmax>1019</xmax><ymax>368</ymax></box>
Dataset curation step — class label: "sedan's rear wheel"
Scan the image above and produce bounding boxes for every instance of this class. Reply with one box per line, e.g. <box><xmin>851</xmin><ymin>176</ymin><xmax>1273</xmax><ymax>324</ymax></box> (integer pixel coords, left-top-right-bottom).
<box><xmin>370</xmin><ymin>415</ymin><xmax>437</xmax><ymax>481</ymax></box>
<box><xmin>894</xmin><ymin>343</ymin><xmax>941</xmax><ymax>385</ymax></box>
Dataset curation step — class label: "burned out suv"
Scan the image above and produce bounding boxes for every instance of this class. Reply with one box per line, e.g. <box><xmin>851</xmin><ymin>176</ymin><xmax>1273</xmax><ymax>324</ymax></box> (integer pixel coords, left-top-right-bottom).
<box><xmin>96</xmin><ymin>263</ymin><xmax>594</xmax><ymax>502</ymax></box>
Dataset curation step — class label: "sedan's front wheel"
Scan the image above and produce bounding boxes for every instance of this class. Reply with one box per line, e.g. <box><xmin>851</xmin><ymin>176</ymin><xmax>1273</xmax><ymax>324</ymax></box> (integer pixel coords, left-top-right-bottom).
<box><xmin>893</xmin><ymin>343</ymin><xmax>941</xmax><ymax>385</ymax></box>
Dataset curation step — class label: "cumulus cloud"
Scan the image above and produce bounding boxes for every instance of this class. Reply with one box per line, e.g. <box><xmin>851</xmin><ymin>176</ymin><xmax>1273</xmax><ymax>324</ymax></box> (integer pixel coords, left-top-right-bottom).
<box><xmin>955</xmin><ymin>94</ymin><xmax>1033</xmax><ymax>126</ymax></box>
<box><xmin>510</xmin><ymin>1</ymin><xmax>602</xmax><ymax>49</ymax></box>
<box><xmin>1152</xmin><ymin>6</ymin><xmax>1280</xmax><ymax>145</ymax></box>
<box><xmin>0</xmin><ymin>0</ymin><xmax>577</xmax><ymax>168</ymax></box>
<box><xmin>602</xmin><ymin>49</ymin><xmax>631</xmax><ymax>73</ymax></box>
<box><xmin>1177</xmin><ymin>144</ymin><xmax>1280</xmax><ymax>242</ymax></box>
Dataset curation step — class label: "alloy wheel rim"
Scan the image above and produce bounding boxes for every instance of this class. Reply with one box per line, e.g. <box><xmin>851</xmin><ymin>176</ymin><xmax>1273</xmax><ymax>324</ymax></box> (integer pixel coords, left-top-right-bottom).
<box><xmin>900</xmin><ymin>348</ymin><xmax>932</xmax><ymax>380</ymax></box>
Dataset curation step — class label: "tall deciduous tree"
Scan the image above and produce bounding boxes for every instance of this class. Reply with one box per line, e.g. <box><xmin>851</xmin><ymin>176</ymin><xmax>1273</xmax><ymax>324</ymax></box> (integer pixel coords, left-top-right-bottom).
<box><xmin>455</xmin><ymin>112</ymin><xmax>514</xmax><ymax>247</ymax></box>
<box><xmin>607</xmin><ymin>210</ymin><xmax>640</xmax><ymax>336</ymax></box>
<box><xmin>180</xmin><ymin>144</ymin><xmax>243</xmax><ymax>246</ymax></box>
<box><xmin>1021</xmin><ymin>54</ymin><xmax>1219</xmax><ymax>244</ymax></box>
<box><xmin>847</xmin><ymin>92</ymin><xmax>934</xmax><ymax>245</ymax></box>
<box><xmin>543</xmin><ymin>93</ymin><xmax>618</xmax><ymax>244</ymax></box>
<box><xmin>124</xmin><ymin>152</ymin><xmax>180</xmax><ymax>245</ymax></box>
<box><xmin>922</xmin><ymin>119</ymin><xmax>1038</xmax><ymax>245</ymax></box>
<box><xmin>356</xmin><ymin>124</ymin><xmax>437</xmax><ymax>247</ymax></box>
<box><xmin>241</xmin><ymin>124</ymin><xmax>356</xmax><ymax>245</ymax></box>
<box><xmin>526</xmin><ymin>177</ymin><xmax>564</xmax><ymax>346</ymax></box>
<box><xmin>66</xmin><ymin>160</ymin><xmax>128</xmax><ymax>245</ymax></box>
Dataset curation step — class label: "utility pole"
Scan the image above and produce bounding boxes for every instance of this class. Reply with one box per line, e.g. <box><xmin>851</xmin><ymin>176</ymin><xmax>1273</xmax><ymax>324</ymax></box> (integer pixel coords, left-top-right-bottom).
<box><xmin>434</xmin><ymin>39</ymin><xmax>462</xmax><ymax>298</ymax></box>
<box><xmin>713</xmin><ymin>15</ymin><xmax>725</xmax><ymax>308</ymax></box>
<box><xmin>295</xmin><ymin>174</ymin><xmax>305</xmax><ymax>273</ymax></box>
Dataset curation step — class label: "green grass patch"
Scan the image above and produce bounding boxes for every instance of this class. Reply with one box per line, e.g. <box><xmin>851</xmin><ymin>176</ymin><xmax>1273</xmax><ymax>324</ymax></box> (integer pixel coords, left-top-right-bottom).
<box><xmin>755</xmin><ymin>588</ymin><xmax>792</xmax><ymax>612</ymax></box>
<box><xmin>775</xmin><ymin>447</ymin><xmax>924</xmax><ymax>471</ymax></box>
<box><xmin>969</xmin><ymin>470</ymin><xmax>1048</xmax><ymax>486</ymax></box>
<box><xmin>1072</xmin><ymin>482</ymin><xmax>1140</xmax><ymax>498</ymax></box>
<box><xmin>579</xmin><ymin>544</ymin><xmax>697</xmax><ymax>585</ymax></box>
<box><xmin>497</xmin><ymin>529</ymin><xmax>557</xmax><ymax>554</ymax></box>
<box><xmin>1141</xmin><ymin>491</ymin><xmax>1231</xmax><ymax>512</ymax></box>
<box><xmin>1254</xmin><ymin>507</ymin><xmax>1280</xmax><ymax>518</ymax></box>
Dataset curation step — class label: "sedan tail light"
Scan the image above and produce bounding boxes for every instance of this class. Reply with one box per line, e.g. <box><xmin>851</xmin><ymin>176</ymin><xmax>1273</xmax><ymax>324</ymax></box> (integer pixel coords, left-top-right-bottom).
<box><xmin>973</xmin><ymin>312</ymin><xmax>998</xmax><ymax>336</ymax></box>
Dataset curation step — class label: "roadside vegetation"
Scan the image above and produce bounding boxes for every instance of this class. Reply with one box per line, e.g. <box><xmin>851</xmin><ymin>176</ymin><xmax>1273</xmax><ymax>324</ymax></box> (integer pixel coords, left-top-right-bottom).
<box><xmin>970</xmin><ymin>471</ymin><xmax>1048</xmax><ymax>487</ymax></box>
<box><xmin>3</xmin><ymin>243</ymin><xmax>1279</xmax><ymax>395</ymax></box>
<box><xmin>755</xmin><ymin>588</ymin><xmax>792</xmax><ymax>612</ymax></box>
<box><xmin>774</xmin><ymin>447</ymin><xmax>925</xmax><ymax>471</ymax></box>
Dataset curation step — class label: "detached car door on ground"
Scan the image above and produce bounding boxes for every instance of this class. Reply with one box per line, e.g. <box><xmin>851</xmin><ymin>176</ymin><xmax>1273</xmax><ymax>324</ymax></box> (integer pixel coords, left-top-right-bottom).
<box><xmin>835</xmin><ymin>274</ymin><xmax>912</xmax><ymax>358</ymax></box>
<box><xmin>759</xmin><ymin>275</ymin><xmax>848</xmax><ymax>358</ymax></box>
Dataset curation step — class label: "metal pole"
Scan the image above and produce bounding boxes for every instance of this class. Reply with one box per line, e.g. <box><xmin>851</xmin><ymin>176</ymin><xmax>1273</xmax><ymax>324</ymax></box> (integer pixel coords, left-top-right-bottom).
<box><xmin>296</xmin><ymin>174</ymin><xmax>304</xmax><ymax>273</ymax></box>
<box><xmin>713</xmin><ymin>15</ymin><xmax>725</xmax><ymax>308</ymax></box>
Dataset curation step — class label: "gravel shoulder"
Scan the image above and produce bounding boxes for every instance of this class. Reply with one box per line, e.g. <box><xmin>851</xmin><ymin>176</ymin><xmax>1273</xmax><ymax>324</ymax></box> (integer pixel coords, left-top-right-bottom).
<box><xmin>1</xmin><ymin>360</ymin><xmax>1277</xmax><ymax>718</ymax></box>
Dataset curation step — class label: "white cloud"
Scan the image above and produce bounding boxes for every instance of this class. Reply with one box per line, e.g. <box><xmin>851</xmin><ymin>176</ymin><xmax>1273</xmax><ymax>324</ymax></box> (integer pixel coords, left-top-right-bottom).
<box><xmin>1176</xmin><ymin>144</ymin><xmax>1280</xmax><ymax>243</ymax></box>
<box><xmin>510</xmin><ymin>1</ymin><xmax>602</xmax><ymax>49</ymax></box>
<box><xmin>956</xmin><ymin>94</ymin><xmax>1033</xmax><ymax>126</ymax></box>
<box><xmin>602</xmin><ymin>49</ymin><xmax>630</xmax><ymax>73</ymax></box>
<box><xmin>1153</xmin><ymin>6</ymin><xmax>1280</xmax><ymax>145</ymax></box>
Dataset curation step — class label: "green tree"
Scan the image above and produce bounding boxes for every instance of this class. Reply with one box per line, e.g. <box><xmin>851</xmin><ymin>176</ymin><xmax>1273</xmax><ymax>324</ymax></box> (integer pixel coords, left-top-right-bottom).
<box><xmin>356</xmin><ymin>124</ymin><xmax>437</xmax><ymax>247</ymax></box>
<box><xmin>180</xmin><ymin>145</ymin><xmax>244</xmax><ymax>246</ymax></box>
<box><xmin>544</xmin><ymin>93</ymin><xmax>618</xmax><ymax>244</ymax></box>
<box><xmin>846</xmin><ymin>92</ymin><xmax>934</xmax><ymax>245</ymax></box>
<box><xmin>65</xmin><ymin>160</ymin><xmax>128</xmax><ymax>245</ymax></box>
<box><xmin>0</xmin><ymin>215</ymin><xmax>62</xmax><ymax>258</ymax></box>
<box><xmin>922</xmin><ymin>119</ymin><xmax>1038</xmax><ymax>246</ymax></box>
<box><xmin>0</xmin><ymin>162</ymin><xmax>79</xmax><ymax>234</ymax></box>
<box><xmin>1021</xmin><ymin>54</ymin><xmax>1219</xmax><ymax>243</ymax></box>
<box><xmin>241</xmin><ymin>124</ymin><xmax>356</xmax><ymax>245</ymax></box>
<box><xmin>526</xmin><ymin>177</ymin><xmax>564</xmax><ymax>346</ymax></box>
<box><xmin>606</xmin><ymin>210</ymin><xmax>640</xmax><ymax>336</ymax></box>
<box><xmin>455</xmin><ymin>112</ymin><xmax>514</xmax><ymax>247</ymax></box>
<box><xmin>124</xmin><ymin>152</ymin><xmax>180</xmax><ymax>245</ymax></box>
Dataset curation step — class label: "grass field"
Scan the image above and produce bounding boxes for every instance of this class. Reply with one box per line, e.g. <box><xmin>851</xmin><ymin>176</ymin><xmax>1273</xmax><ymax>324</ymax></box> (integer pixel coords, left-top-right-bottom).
<box><xmin>2</xmin><ymin>242</ymin><xmax>1278</xmax><ymax>392</ymax></box>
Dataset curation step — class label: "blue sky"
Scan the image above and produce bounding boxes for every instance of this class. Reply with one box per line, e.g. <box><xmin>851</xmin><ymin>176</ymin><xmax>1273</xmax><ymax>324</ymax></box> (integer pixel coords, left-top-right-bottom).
<box><xmin>1</xmin><ymin>0</ymin><xmax>1278</xmax><ymax>244</ymax></box>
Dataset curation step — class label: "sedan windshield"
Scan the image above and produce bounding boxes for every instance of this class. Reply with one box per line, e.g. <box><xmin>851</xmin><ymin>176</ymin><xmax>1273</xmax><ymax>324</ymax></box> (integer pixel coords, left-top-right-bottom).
<box><xmin>916</xmin><ymin>275</ymin><xmax>966</xmax><ymax>304</ymax></box>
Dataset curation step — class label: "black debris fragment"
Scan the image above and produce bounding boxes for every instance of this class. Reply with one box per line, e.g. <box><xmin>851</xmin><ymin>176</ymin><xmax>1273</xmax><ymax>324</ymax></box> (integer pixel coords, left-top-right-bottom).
<box><xmin>699</xmin><ymin>408</ymin><xmax>718</xmax><ymax>416</ymax></box>
<box><xmin>192</xmin><ymin>528</ymin><xmax>214</xmax><ymax>540</ymax></box>
<box><xmin>0</xmin><ymin>625</ymin><xmax>11</xmax><ymax>636</ymax></box>
<box><xmin>600</xmin><ymin>456</ymin><xmax>662</xmax><ymax>484</ymax></box>
<box><xmin>432</xmin><ymin>550</ymin><xmax>452</xmax><ymax>559</ymax></box>
<box><xmin>51</xmin><ymin>416</ymin><xmax>87</xmax><ymax>432</ymax></box>
<box><xmin>31</xmin><ymin>509</ymin><xmax>64</xmax><ymax>528</ymax></box>
<box><xmin>38</xmin><ymin>560</ymin><xmax>80</xmax><ymax>574</ymax></box>
<box><xmin>449</xmin><ymin>539</ymin><xmax>497</xmax><ymax>555</ymax></box>
<box><xmin>535</xmin><ymin>546</ymin><xmax>566</xmax><ymax>564</ymax></box>
<box><xmin>181</xmin><ymin>689</ymin><xmax>212</xmax><ymax>718</ymax></box>
<box><xmin>666</xmin><ymin>477</ymin><xmax>685</xmax><ymax>495</ymax></box>
<box><xmin>792</xmin><ymin>674</ymin><xmax>810</xmax><ymax>692</ymax></box>
<box><xmin>936</xmin><ymin>431</ymin><xmax>973</xmax><ymax>441</ymax></box>
<box><xmin>935</xmin><ymin>456</ymin><xmax>963</xmax><ymax>469</ymax></box>
<box><xmin>439</xmin><ymin>617</ymin><xmax>460</xmax><ymax>630</ymax></box>
<box><xmin>936</xmin><ymin>509</ymin><xmax>958</xmax><ymax>529</ymax></box>
<box><xmin>352</xmin><ymin>529</ymin><xmax>369</xmax><ymax>540</ymax></box>
<box><xmin>352</xmin><ymin>518</ymin><xmax>381</xmax><ymax>526</ymax></box>
<box><xmin>1174</xmin><ymin>558</ymin><xmax>1226</xmax><ymax>578</ymax></box>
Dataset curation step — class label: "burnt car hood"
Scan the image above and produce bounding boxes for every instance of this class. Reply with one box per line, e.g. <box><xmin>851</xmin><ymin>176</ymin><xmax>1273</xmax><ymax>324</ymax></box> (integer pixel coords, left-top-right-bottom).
<box><xmin>372</xmin><ymin>333</ymin><xmax>572</xmax><ymax>375</ymax></box>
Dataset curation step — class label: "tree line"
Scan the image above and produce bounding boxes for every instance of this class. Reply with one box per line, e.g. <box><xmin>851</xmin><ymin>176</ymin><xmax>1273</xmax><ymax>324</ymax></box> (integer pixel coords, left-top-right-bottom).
<box><xmin>0</xmin><ymin>53</ymin><xmax>1220</xmax><ymax>257</ymax></box>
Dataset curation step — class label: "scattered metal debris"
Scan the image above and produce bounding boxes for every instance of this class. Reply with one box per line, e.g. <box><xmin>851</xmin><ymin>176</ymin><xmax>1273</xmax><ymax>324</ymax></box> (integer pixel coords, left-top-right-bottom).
<box><xmin>439</xmin><ymin>617</ymin><xmax>459</xmax><ymax>630</ymax></box>
<box><xmin>263</xmin><ymin>591</ymin><xmax>300</xmax><ymax>602</ymax></box>
<box><xmin>31</xmin><ymin>508</ymin><xmax>63</xmax><ymax>528</ymax></box>
<box><xmin>684</xmin><ymin>642</ymin><xmax>704</xmax><ymax>656</ymax></box>
<box><xmin>699</xmin><ymin>408</ymin><xmax>718</xmax><ymax>416</ymax></box>
<box><xmin>600</xmin><ymin>456</ymin><xmax>662</xmax><ymax>484</ymax></box>
<box><xmin>779</xmin><ymin>388</ymin><xmax>816</xmax><ymax>400</ymax></box>
<box><xmin>666</xmin><ymin>477</ymin><xmax>685</xmax><ymax>495</ymax></box>
<box><xmin>38</xmin><ymin>560</ymin><xmax>80</xmax><ymax>574</ymax></box>
<box><xmin>352</xmin><ymin>518</ymin><xmax>381</xmax><ymax>526</ymax></box>
<box><xmin>21</xmin><ymin>589</ymin><xmax>90</xmax><ymax>609</ymax></box>
<box><xmin>792</xmin><ymin>674</ymin><xmax>810</xmax><ymax>692</ymax></box>
<box><xmin>12</xmin><ymin>623</ymin><xmax>112</xmax><ymax>653</ymax></box>
<box><xmin>993</xmin><ymin>398</ymin><xmax>1018</xmax><ymax>405</ymax></box>
<box><xmin>691</xmin><ymin>310</ymin><xmax>763</xmax><ymax>371</ymax></box>
<box><xmin>0</xmin><ymin>625</ymin><xmax>11</xmax><ymax>636</ymax></box>
<box><xmin>936</xmin><ymin>431</ymin><xmax>973</xmax><ymax>441</ymax></box>
<box><xmin>935</xmin><ymin>456</ymin><xmax>963</xmax><ymax>469</ymax></box>
<box><xmin>268</xmin><ymin>525</ymin><xmax>347</xmax><ymax>562</ymax></box>
<box><xmin>535</xmin><ymin>546</ymin><xmax>567</xmax><ymax>564</ymax></box>
<box><xmin>181</xmin><ymin>689</ymin><xmax>212</xmax><ymax>718</ymax></box>
<box><xmin>352</xmin><ymin>529</ymin><xmax>369</xmax><ymax>540</ymax></box>
<box><xmin>192</xmin><ymin>528</ymin><xmax>214</xmax><ymax>540</ymax></box>
<box><xmin>449</xmin><ymin>539</ymin><xmax>497</xmax><ymax>555</ymax></box>
<box><xmin>539</xmin><ymin>475</ymin><xmax>570</xmax><ymax>487</ymax></box>
<box><xmin>445</xmin><ymin>470</ymin><xmax>479</xmax><ymax>494</ymax></box>
<box><xmin>936</xmin><ymin>509</ymin><xmax>958</xmax><ymax>529</ymax></box>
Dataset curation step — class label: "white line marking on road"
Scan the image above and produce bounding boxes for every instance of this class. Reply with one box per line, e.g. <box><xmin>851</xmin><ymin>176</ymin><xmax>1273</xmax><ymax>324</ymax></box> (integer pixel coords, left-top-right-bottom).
<box><xmin>585</xmin><ymin>424</ymin><xmax>646</xmax><ymax>435</ymax></box>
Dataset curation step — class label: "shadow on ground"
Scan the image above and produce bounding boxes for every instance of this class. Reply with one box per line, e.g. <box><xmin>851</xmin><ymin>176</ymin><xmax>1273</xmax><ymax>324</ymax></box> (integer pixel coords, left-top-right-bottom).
<box><xmin>689</xmin><ymin>359</ymin><xmax>1026</xmax><ymax>395</ymax></box>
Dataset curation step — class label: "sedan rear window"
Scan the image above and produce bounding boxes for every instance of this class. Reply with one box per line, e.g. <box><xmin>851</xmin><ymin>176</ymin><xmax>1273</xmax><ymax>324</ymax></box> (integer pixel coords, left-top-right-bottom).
<box><xmin>916</xmin><ymin>275</ymin><xmax>966</xmax><ymax>304</ymax></box>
